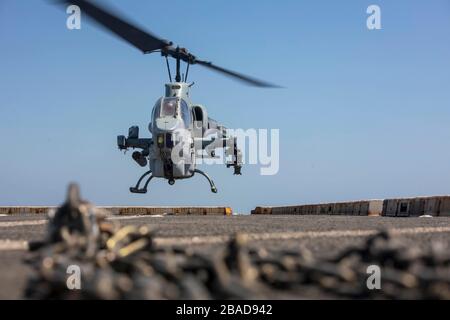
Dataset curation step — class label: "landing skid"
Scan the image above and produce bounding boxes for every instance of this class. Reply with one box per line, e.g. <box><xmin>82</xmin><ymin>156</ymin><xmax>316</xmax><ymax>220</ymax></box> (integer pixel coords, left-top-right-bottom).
<box><xmin>130</xmin><ymin>169</ymin><xmax>218</xmax><ymax>194</ymax></box>
<box><xmin>129</xmin><ymin>170</ymin><xmax>154</xmax><ymax>194</ymax></box>
<box><xmin>194</xmin><ymin>169</ymin><xmax>218</xmax><ymax>193</ymax></box>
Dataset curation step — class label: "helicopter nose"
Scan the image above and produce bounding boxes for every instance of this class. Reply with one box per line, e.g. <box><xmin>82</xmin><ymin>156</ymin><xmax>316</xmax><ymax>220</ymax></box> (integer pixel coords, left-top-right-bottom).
<box><xmin>156</xmin><ymin>132</ymin><xmax>174</xmax><ymax>149</ymax></box>
<box><xmin>165</xmin><ymin>133</ymin><xmax>174</xmax><ymax>148</ymax></box>
<box><xmin>156</xmin><ymin>117</ymin><xmax>178</xmax><ymax>131</ymax></box>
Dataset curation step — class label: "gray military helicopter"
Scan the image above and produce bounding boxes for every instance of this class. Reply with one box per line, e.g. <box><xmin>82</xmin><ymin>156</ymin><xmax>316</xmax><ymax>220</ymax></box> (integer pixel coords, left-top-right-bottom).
<box><xmin>60</xmin><ymin>0</ymin><xmax>278</xmax><ymax>194</ymax></box>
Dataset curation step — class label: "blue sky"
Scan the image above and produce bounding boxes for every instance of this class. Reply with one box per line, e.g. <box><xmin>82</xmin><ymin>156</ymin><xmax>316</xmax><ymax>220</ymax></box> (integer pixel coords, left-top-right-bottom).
<box><xmin>1</xmin><ymin>0</ymin><xmax>450</xmax><ymax>213</ymax></box>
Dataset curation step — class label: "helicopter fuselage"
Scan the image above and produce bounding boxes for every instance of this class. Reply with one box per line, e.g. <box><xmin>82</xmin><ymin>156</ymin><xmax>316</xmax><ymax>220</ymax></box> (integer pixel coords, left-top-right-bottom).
<box><xmin>117</xmin><ymin>82</ymin><xmax>242</xmax><ymax>193</ymax></box>
<box><xmin>149</xmin><ymin>82</ymin><xmax>196</xmax><ymax>180</ymax></box>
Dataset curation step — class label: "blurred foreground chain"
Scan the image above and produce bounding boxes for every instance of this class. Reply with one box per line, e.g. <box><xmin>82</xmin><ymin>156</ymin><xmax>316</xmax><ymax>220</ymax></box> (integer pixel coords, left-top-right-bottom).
<box><xmin>24</xmin><ymin>184</ymin><xmax>450</xmax><ymax>299</ymax></box>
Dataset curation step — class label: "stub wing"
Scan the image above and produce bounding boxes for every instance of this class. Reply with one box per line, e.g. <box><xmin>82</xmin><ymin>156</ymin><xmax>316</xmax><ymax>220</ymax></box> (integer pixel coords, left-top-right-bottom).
<box><xmin>117</xmin><ymin>126</ymin><xmax>152</xmax><ymax>167</ymax></box>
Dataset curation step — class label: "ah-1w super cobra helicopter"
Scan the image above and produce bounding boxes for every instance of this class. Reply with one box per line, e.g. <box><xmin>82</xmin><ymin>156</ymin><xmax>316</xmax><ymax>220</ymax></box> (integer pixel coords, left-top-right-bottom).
<box><xmin>61</xmin><ymin>0</ymin><xmax>278</xmax><ymax>194</ymax></box>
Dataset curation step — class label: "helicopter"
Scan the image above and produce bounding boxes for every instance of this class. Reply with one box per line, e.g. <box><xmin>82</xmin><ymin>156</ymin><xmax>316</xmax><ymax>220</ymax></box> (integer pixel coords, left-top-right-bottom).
<box><xmin>59</xmin><ymin>0</ymin><xmax>278</xmax><ymax>194</ymax></box>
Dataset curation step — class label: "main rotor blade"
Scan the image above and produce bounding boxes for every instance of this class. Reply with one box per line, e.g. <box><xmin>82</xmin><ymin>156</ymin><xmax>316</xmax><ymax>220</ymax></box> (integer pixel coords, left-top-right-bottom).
<box><xmin>56</xmin><ymin>1</ymin><xmax>280</xmax><ymax>87</ymax></box>
<box><xmin>195</xmin><ymin>59</ymin><xmax>280</xmax><ymax>88</ymax></box>
<box><xmin>60</xmin><ymin>0</ymin><xmax>170</xmax><ymax>53</ymax></box>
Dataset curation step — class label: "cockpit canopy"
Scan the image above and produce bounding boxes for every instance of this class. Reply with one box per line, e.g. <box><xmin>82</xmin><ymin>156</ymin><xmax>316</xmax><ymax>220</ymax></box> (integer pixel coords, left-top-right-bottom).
<box><xmin>152</xmin><ymin>97</ymin><xmax>191</xmax><ymax>130</ymax></box>
<box><xmin>161</xmin><ymin>98</ymin><xmax>177</xmax><ymax>117</ymax></box>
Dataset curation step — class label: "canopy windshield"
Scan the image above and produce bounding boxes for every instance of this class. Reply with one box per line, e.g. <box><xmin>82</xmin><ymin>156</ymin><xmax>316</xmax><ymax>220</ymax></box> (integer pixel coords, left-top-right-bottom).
<box><xmin>161</xmin><ymin>98</ymin><xmax>177</xmax><ymax>117</ymax></box>
<box><xmin>153</xmin><ymin>98</ymin><xmax>191</xmax><ymax>127</ymax></box>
